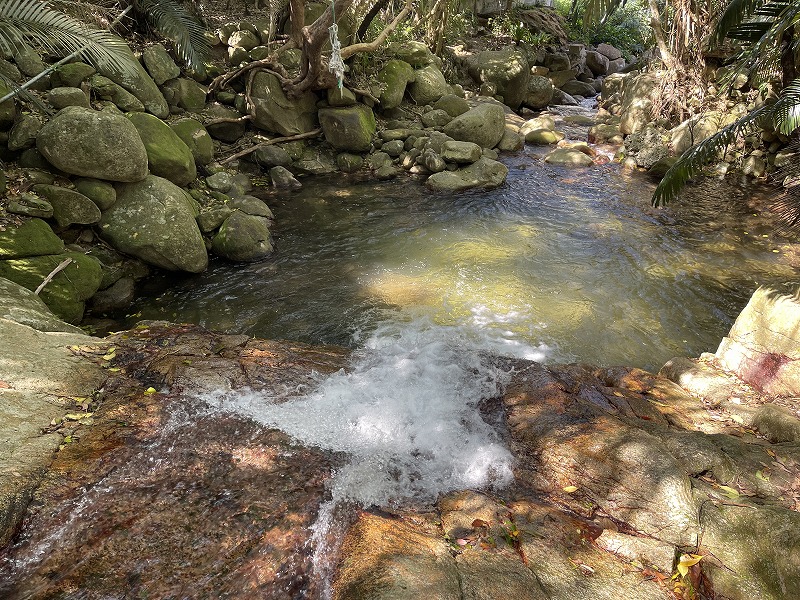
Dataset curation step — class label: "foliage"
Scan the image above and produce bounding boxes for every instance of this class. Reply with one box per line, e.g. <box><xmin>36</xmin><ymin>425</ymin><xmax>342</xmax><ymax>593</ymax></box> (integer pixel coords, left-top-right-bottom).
<box><xmin>554</xmin><ymin>0</ymin><xmax>650</xmax><ymax>60</ymax></box>
<box><xmin>135</xmin><ymin>0</ymin><xmax>210</xmax><ymax>75</ymax></box>
<box><xmin>0</xmin><ymin>0</ymin><xmax>135</xmax><ymax>74</ymax></box>
<box><xmin>487</xmin><ymin>10</ymin><xmax>553</xmax><ymax>47</ymax></box>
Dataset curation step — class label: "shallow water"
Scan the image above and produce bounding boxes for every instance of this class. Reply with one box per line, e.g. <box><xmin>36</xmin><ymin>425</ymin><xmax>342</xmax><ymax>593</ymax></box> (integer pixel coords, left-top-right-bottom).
<box><xmin>125</xmin><ymin>150</ymin><xmax>797</xmax><ymax>372</ymax></box>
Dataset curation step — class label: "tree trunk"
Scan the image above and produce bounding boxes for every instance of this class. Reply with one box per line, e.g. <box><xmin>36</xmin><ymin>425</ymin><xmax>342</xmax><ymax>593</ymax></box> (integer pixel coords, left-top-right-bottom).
<box><xmin>356</xmin><ymin>0</ymin><xmax>390</xmax><ymax>41</ymax></box>
<box><xmin>781</xmin><ymin>25</ymin><xmax>796</xmax><ymax>89</ymax></box>
<box><xmin>289</xmin><ymin>0</ymin><xmax>305</xmax><ymax>47</ymax></box>
<box><xmin>648</xmin><ymin>0</ymin><xmax>678</xmax><ymax>71</ymax></box>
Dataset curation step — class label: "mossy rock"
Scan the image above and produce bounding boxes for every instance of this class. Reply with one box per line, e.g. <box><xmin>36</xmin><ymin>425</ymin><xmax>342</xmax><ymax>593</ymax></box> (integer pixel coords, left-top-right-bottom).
<box><xmin>51</xmin><ymin>63</ymin><xmax>96</xmax><ymax>88</ymax></box>
<box><xmin>0</xmin><ymin>218</ymin><xmax>64</xmax><ymax>259</ymax></box>
<box><xmin>32</xmin><ymin>184</ymin><xmax>101</xmax><ymax>227</ymax></box>
<box><xmin>211</xmin><ymin>211</ymin><xmax>273</xmax><ymax>262</ymax></box>
<box><xmin>0</xmin><ymin>251</ymin><xmax>103</xmax><ymax>323</ymax></box>
<box><xmin>74</xmin><ymin>178</ymin><xmax>117</xmax><ymax>211</ymax></box>
<box><xmin>377</xmin><ymin>60</ymin><xmax>415</xmax><ymax>110</ymax></box>
<box><xmin>318</xmin><ymin>104</ymin><xmax>376</xmax><ymax>153</ymax></box>
<box><xmin>127</xmin><ymin>112</ymin><xmax>197</xmax><ymax>187</ymax></box>
<box><xmin>169</xmin><ymin>118</ymin><xmax>215</xmax><ymax>166</ymax></box>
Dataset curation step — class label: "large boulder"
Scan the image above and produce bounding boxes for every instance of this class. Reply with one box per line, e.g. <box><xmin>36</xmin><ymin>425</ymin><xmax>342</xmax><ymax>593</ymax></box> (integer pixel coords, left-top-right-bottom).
<box><xmin>0</xmin><ymin>218</ymin><xmax>63</xmax><ymax>258</ymax></box>
<box><xmin>408</xmin><ymin>64</ymin><xmax>451</xmax><ymax>106</ymax></box>
<box><xmin>161</xmin><ymin>78</ymin><xmax>208</xmax><ymax>112</ymax></box>
<box><xmin>96</xmin><ymin>38</ymin><xmax>169</xmax><ymax>118</ymax></box>
<box><xmin>425</xmin><ymin>157</ymin><xmax>508</xmax><ymax>192</ymax></box>
<box><xmin>211</xmin><ymin>211</ymin><xmax>274</xmax><ymax>262</ymax></box>
<box><xmin>169</xmin><ymin>118</ymin><xmax>215</xmax><ymax>166</ymax></box>
<box><xmin>585</xmin><ymin>50</ymin><xmax>610</xmax><ymax>76</ymax></box>
<box><xmin>389</xmin><ymin>40</ymin><xmax>437</xmax><ymax>67</ymax></box>
<box><xmin>141</xmin><ymin>43</ymin><xmax>180</xmax><ymax>86</ymax></box>
<box><xmin>100</xmin><ymin>175</ymin><xmax>208</xmax><ymax>273</ymax></box>
<box><xmin>443</xmin><ymin>103</ymin><xmax>505</xmax><ymax>149</ymax></box>
<box><xmin>126</xmin><ymin>112</ymin><xmax>197</xmax><ymax>187</ymax></box>
<box><xmin>204</xmin><ymin>103</ymin><xmax>246</xmax><ymax>142</ymax></box>
<box><xmin>32</xmin><ymin>185</ymin><xmax>101</xmax><ymax>228</ymax></box>
<box><xmin>36</xmin><ymin>107</ymin><xmax>149</xmax><ymax>182</ymax></box>
<box><xmin>670</xmin><ymin>111</ymin><xmax>736</xmax><ymax>155</ymax></box>
<box><xmin>523</xmin><ymin>76</ymin><xmax>554</xmax><ymax>110</ymax></box>
<box><xmin>318</xmin><ymin>104</ymin><xmax>376</xmax><ymax>152</ymax></box>
<box><xmin>465</xmin><ymin>48</ymin><xmax>530</xmax><ymax>110</ymax></box>
<box><xmin>619</xmin><ymin>73</ymin><xmax>659</xmax><ymax>135</ymax></box>
<box><xmin>378</xmin><ymin>59</ymin><xmax>415</xmax><ymax>109</ymax></box>
<box><xmin>0</xmin><ymin>276</ymin><xmax>83</xmax><ymax>333</ymax></box>
<box><xmin>89</xmin><ymin>74</ymin><xmax>145</xmax><ymax>112</ymax></box>
<box><xmin>0</xmin><ymin>252</ymin><xmax>103</xmax><ymax>323</ymax></box>
<box><xmin>250</xmin><ymin>71</ymin><xmax>318</xmax><ymax>136</ymax></box>
<box><xmin>561</xmin><ymin>79</ymin><xmax>598</xmax><ymax>98</ymax></box>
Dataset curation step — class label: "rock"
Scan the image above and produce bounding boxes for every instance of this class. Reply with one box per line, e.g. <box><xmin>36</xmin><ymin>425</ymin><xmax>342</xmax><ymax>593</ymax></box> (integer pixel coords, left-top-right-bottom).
<box><xmin>375</xmin><ymin>163</ymin><xmax>400</xmax><ymax>179</ymax></box>
<box><xmin>161</xmin><ymin>78</ymin><xmax>208</xmax><ymax>112</ymax></box>
<box><xmin>8</xmin><ymin>113</ymin><xmax>41</xmax><ymax>151</ymax></box>
<box><xmin>408</xmin><ymin>64</ymin><xmax>451</xmax><ymax>106</ymax></box>
<box><xmin>336</xmin><ymin>152</ymin><xmax>363</xmax><ymax>173</ymax></box>
<box><xmin>142</xmin><ymin>43</ymin><xmax>180</xmax><ymax>85</ymax></box>
<box><xmin>327</xmin><ymin>86</ymin><xmax>357</xmax><ymax>107</ymax></box>
<box><xmin>421</xmin><ymin>108</ymin><xmax>452</xmax><ymax>127</ymax></box>
<box><xmin>74</xmin><ymin>178</ymin><xmax>117</xmax><ymax>211</ymax></box>
<box><xmin>12</xmin><ymin>43</ymin><xmax>46</xmax><ymax>78</ymax></box>
<box><xmin>550</xmin><ymin>88</ymin><xmax>578</xmax><ymax>106</ymax></box>
<box><xmin>250</xmin><ymin>72</ymin><xmax>318</xmax><ymax>136</ymax></box>
<box><xmin>561</xmin><ymin>79</ymin><xmax>597</xmax><ymax>98</ymax></box>
<box><xmin>433</xmin><ymin>94</ymin><xmax>469</xmax><ymax>117</ymax></box>
<box><xmin>585</xmin><ymin>50</ymin><xmax>610</xmax><ymax>76</ymax></box>
<box><xmin>204</xmin><ymin>103</ymin><xmax>246</xmax><ymax>142</ymax></box>
<box><xmin>443</xmin><ymin>103</ymin><xmax>505</xmax><ymax>149</ymax></box>
<box><xmin>127</xmin><ymin>112</ymin><xmax>197</xmax><ymax>187</ymax></box>
<box><xmin>197</xmin><ymin>205</ymin><xmax>234</xmax><ymax>233</ymax></box>
<box><xmin>466</xmin><ymin>48</ymin><xmax>530</xmax><ymax>110</ymax></box>
<box><xmin>47</xmin><ymin>87</ymin><xmax>90</xmax><ymax>110</ymax></box>
<box><xmin>521</xmin><ymin>115</ymin><xmax>556</xmax><ymax>133</ymax></box>
<box><xmin>588</xmin><ymin>122</ymin><xmax>623</xmax><ymax>144</ymax></box>
<box><xmin>228</xmin><ymin>196</ymin><xmax>272</xmax><ymax>218</ymax></box>
<box><xmin>318</xmin><ymin>104</ymin><xmax>376</xmax><ymax>152</ymax></box>
<box><xmin>714</xmin><ymin>286</ymin><xmax>800</xmax><ymax>396</ymax></box>
<box><xmin>0</xmin><ymin>277</ymin><xmax>84</xmax><ymax>333</ymax></box>
<box><xmin>0</xmin><ymin>218</ymin><xmax>63</xmax><ymax>258</ymax></box>
<box><xmin>0</xmin><ymin>81</ymin><xmax>17</xmax><ymax>129</ymax></box>
<box><xmin>212</xmin><ymin>211</ymin><xmax>273</xmax><ymax>262</ymax></box>
<box><xmin>89</xmin><ymin>74</ymin><xmax>145</xmax><ymax>112</ymax></box>
<box><xmin>227</xmin><ymin>46</ymin><xmax>250</xmax><ymax>66</ymax></box>
<box><xmin>381</xmin><ymin>139</ymin><xmax>404</xmax><ymax>157</ymax></box>
<box><xmin>389</xmin><ymin>40</ymin><xmax>436</xmax><ymax>67</ymax></box>
<box><xmin>228</xmin><ymin>29</ymin><xmax>260</xmax><ymax>50</ymax></box>
<box><xmin>101</xmin><ymin>175</ymin><xmax>208</xmax><ymax>273</ymax></box>
<box><xmin>440</xmin><ymin>140</ymin><xmax>482</xmax><ymax>164</ymax></box>
<box><xmin>624</xmin><ymin>124</ymin><xmax>670</xmax><ymax>169</ymax></box>
<box><xmin>543</xmin><ymin>147</ymin><xmax>594</xmax><ymax>166</ymax></box>
<box><xmin>169</xmin><ymin>118</ymin><xmax>215</xmax><ymax>165</ymax></box>
<box><xmin>544</xmin><ymin>51</ymin><xmax>571</xmax><ymax>72</ymax></box>
<box><xmin>293</xmin><ymin>147</ymin><xmax>337</xmax><ymax>175</ymax></box>
<box><xmin>0</xmin><ymin>252</ymin><xmax>103</xmax><ymax>322</ymax></box>
<box><xmin>50</xmin><ymin>62</ymin><xmax>95</xmax><ymax>88</ymax></box>
<box><xmin>269</xmin><ymin>165</ymin><xmax>302</xmax><ymax>189</ymax></box>
<box><xmin>525</xmin><ymin>128</ymin><xmax>563</xmax><ymax>145</ymax></box>
<box><xmin>36</xmin><ymin>107</ymin><xmax>149</xmax><ymax>182</ymax></box>
<box><xmin>607</xmin><ymin>57</ymin><xmax>626</xmax><ymax>75</ymax></box>
<box><xmin>425</xmin><ymin>157</ymin><xmax>508</xmax><ymax>192</ymax></box>
<box><xmin>90</xmin><ymin>276</ymin><xmax>136</xmax><ymax>313</ymax></box>
<box><xmin>96</xmin><ymin>37</ymin><xmax>169</xmax><ymax>118</ymax></box>
<box><xmin>253</xmin><ymin>145</ymin><xmax>292</xmax><ymax>168</ymax></box>
<box><xmin>206</xmin><ymin>171</ymin><xmax>233</xmax><ymax>192</ymax></box>
<box><xmin>421</xmin><ymin>149</ymin><xmax>446</xmax><ymax>173</ymax></box>
<box><xmin>597</xmin><ymin>43</ymin><xmax>623</xmax><ymax>60</ymax></box>
<box><xmin>670</xmin><ymin>112</ymin><xmax>735</xmax><ymax>154</ymax></box>
<box><xmin>32</xmin><ymin>184</ymin><xmax>101</xmax><ymax>227</ymax></box>
<box><xmin>647</xmin><ymin>156</ymin><xmax>678</xmax><ymax>180</ymax></box>
<box><xmin>619</xmin><ymin>72</ymin><xmax>659</xmax><ymax>135</ymax></box>
<box><xmin>524</xmin><ymin>76</ymin><xmax>554</xmax><ymax>110</ymax></box>
<box><xmin>7</xmin><ymin>193</ymin><xmax>53</xmax><ymax>218</ymax></box>
<box><xmin>0</xmin><ymin>59</ymin><xmax>21</xmax><ymax>85</ymax></box>
<box><xmin>497</xmin><ymin>126</ymin><xmax>524</xmax><ymax>152</ymax></box>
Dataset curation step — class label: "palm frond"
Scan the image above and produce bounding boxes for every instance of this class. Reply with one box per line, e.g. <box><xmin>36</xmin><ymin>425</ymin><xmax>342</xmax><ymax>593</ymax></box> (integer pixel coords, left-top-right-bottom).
<box><xmin>0</xmin><ymin>0</ymin><xmax>136</xmax><ymax>74</ymax></box>
<box><xmin>136</xmin><ymin>0</ymin><xmax>209</xmax><ymax>74</ymax></box>
<box><xmin>712</xmin><ymin>0</ymin><xmax>765</xmax><ymax>45</ymax></box>
<box><xmin>770</xmin><ymin>78</ymin><xmax>800</xmax><ymax>134</ymax></box>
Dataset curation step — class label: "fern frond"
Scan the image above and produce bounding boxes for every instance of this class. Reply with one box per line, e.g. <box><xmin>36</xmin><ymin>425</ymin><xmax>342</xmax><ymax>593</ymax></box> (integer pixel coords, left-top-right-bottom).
<box><xmin>137</xmin><ymin>0</ymin><xmax>209</xmax><ymax>74</ymax></box>
<box><xmin>0</xmin><ymin>0</ymin><xmax>135</xmax><ymax>74</ymax></box>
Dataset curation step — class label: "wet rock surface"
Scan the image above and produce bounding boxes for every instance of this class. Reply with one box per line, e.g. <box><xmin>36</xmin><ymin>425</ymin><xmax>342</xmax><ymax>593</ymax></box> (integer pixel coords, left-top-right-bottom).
<box><xmin>1</xmin><ymin>320</ymin><xmax>798</xmax><ymax>599</ymax></box>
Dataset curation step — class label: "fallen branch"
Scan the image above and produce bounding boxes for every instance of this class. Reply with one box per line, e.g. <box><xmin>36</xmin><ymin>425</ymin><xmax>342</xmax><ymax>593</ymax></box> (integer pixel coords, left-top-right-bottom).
<box><xmin>35</xmin><ymin>258</ymin><xmax>72</xmax><ymax>295</ymax></box>
<box><xmin>205</xmin><ymin>114</ymin><xmax>252</xmax><ymax>127</ymax></box>
<box><xmin>350</xmin><ymin>87</ymin><xmax>380</xmax><ymax>104</ymax></box>
<box><xmin>340</xmin><ymin>0</ymin><xmax>412</xmax><ymax>61</ymax></box>
<box><xmin>220</xmin><ymin>128</ymin><xmax>322</xmax><ymax>164</ymax></box>
<box><xmin>208</xmin><ymin>60</ymin><xmax>288</xmax><ymax>93</ymax></box>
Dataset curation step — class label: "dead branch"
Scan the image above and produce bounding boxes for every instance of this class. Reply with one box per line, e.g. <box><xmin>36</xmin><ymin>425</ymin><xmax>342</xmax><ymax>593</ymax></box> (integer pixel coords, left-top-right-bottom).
<box><xmin>340</xmin><ymin>0</ymin><xmax>413</xmax><ymax>61</ymax></box>
<box><xmin>208</xmin><ymin>60</ymin><xmax>289</xmax><ymax>94</ymax></box>
<box><xmin>220</xmin><ymin>128</ymin><xmax>323</xmax><ymax>164</ymax></box>
<box><xmin>205</xmin><ymin>115</ymin><xmax>252</xmax><ymax>127</ymax></box>
<box><xmin>35</xmin><ymin>258</ymin><xmax>72</xmax><ymax>295</ymax></box>
<box><xmin>350</xmin><ymin>87</ymin><xmax>380</xmax><ymax>103</ymax></box>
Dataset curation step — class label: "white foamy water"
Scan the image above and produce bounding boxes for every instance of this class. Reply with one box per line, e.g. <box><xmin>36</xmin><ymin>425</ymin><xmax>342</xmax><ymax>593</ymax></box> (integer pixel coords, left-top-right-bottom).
<box><xmin>205</xmin><ymin>315</ymin><xmax>523</xmax><ymax>508</ymax></box>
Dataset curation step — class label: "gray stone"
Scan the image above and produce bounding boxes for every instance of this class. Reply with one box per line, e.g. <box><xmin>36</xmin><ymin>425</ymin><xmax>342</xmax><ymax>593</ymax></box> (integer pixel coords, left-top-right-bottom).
<box><xmin>597</xmin><ymin>43</ymin><xmax>623</xmax><ymax>60</ymax></box>
<box><xmin>607</xmin><ymin>58</ymin><xmax>626</xmax><ymax>75</ymax></box>
<box><xmin>227</xmin><ymin>46</ymin><xmax>250</xmax><ymax>66</ymax></box>
<box><xmin>127</xmin><ymin>112</ymin><xmax>197</xmax><ymax>187</ymax></box>
<box><xmin>0</xmin><ymin>277</ymin><xmax>83</xmax><ymax>333</ymax></box>
<box><xmin>408</xmin><ymin>64</ymin><xmax>450</xmax><ymax>106</ymax></box>
<box><xmin>269</xmin><ymin>165</ymin><xmax>302</xmax><ymax>189</ymax></box>
<box><xmin>161</xmin><ymin>78</ymin><xmax>208</xmax><ymax>112</ymax></box>
<box><xmin>8</xmin><ymin>114</ymin><xmax>41</xmax><ymax>151</ymax></box>
<box><xmin>441</xmin><ymin>140</ymin><xmax>482</xmax><ymax>164</ymax></box>
<box><xmin>36</xmin><ymin>107</ymin><xmax>149</xmax><ymax>182</ymax></box>
<box><xmin>619</xmin><ymin>73</ymin><xmax>659</xmax><ymax>135</ymax></box>
<box><xmin>204</xmin><ymin>103</ymin><xmax>246</xmax><ymax>142</ymax></box>
<box><xmin>550</xmin><ymin>88</ymin><xmax>579</xmax><ymax>106</ymax></box>
<box><xmin>293</xmin><ymin>147</ymin><xmax>336</xmax><ymax>175</ymax></box>
<box><xmin>670</xmin><ymin>112</ymin><xmax>735</xmax><ymax>155</ymax></box>
<box><xmin>585</xmin><ymin>50</ymin><xmax>610</xmax><ymax>76</ymax></box>
<box><xmin>47</xmin><ymin>87</ymin><xmax>90</xmax><ymax>110</ymax></box>
<box><xmin>543</xmin><ymin>147</ymin><xmax>594</xmax><ymax>166</ymax></box>
<box><xmin>228</xmin><ymin>30</ymin><xmax>260</xmax><ymax>51</ymax></box>
<box><xmin>425</xmin><ymin>157</ymin><xmax>508</xmax><ymax>192</ymax></box>
<box><xmin>7</xmin><ymin>194</ymin><xmax>53</xmax><ymax>218</ymax></box>
<box><xmin>318</xmin><ymin>104</ymin><xmax>376</xmax><ymax>152</ymax></box>
<box><xmin>13</xmin><ymin>43</ymin><xmax>46</xmax><ymax>77</ymax></box>
<box><xmin>389</xmin><ymin>41</ymin><xmax>436</xmax><ymax>67</ymax></box>
<box><xmin>466</xmin><ymin>48</ymin><xmax>530</xmax><ymax>109</ymax></box>
<box><xmin>327</xmin><ymin>86</ymin><xmax>357</xmax><ymax>107</ymax></box>
<box><xmin>443</xmin><ymin>103</ymin><xmax>505</xmax><ymax>149</ymax></box>
<box><xmin>251</xmin><ymin>72</ymin><xmax>318</xmax><ymax>136</ymax></box>
<box><xmin>197</xmin><ymin>206</ymin><xmax>234</xmax><ymax>233</ymax></box>
<box><xmin>51</xmin><ymin>62</ymin><xmax>95</xmax><ymax>88</ymax></box>
<box><xmin>544</xmin><ymin>52</ymin><xmax>570</xmax><ymax>72</ymax></box>
<box><xmin>212</xmin><ymin>211</ymin><xmax>273</xmax><ymax>262</ymax></box>
<box><xmin>382</xmin><ymin>140</ymin><xmax>404</xmax><ymax>157</ymax></box>
<box><xmin>142</xmin><ymin>43</ymin><xmax>180</xmax><ymax>85</ymax></box>
<box><xmin>375</xmin><ymin>163</ymin><xmax>400</xmax><ymax>179</ymax></box>
<box><xmin>561</xmin><ymin>79</ymin><xmax>597</xmax><ymax>98</ymax></box>
<box><xmin>101</xmin><ymin>175</ymin><xmax>208</xmax><ymax>272</ymax></box>
<box><xmin>497</xmin><ymin>126</ymin><xmax>524</xmax><ymax>152</ymax></box>
<box><xmin>229</xmin><ymin>196</ymin><xmax>272</xmax><ymax>218</ymax></box>
<box><xmin>74</xmin><ymin>178</ymin><xmax>117</xmax><ymax>211</ymax></box>
<box><xmin>0</xmin><ymin>218</ymin><xmax>63</xmax><ymax>259</ymax></box>
<box><xmin>0</xmin><ymin>81</ymin><xmax>17</xmax><ymax>130</ymax></box>
<box><xmin>433</xmin><ymin>94</ymin><xmax>469</xmax><ymax>117</ymax></box>
<box><xmin>32</xmin><ymin>184</ymin><xmax>101</xmax><ymax>227</ymax></box>
<box><xmin>524</xmin><ymin>76</ymin><xmax>555</xmax><ymax>110</ymax></box>
<box><xmin>253</xmin><ymin>145</ymin><xmax>292</xmax><ymax>168</ymax></box>
<box><xmin>206</xmin><ymin>171</ymin><xmax>233</xmax><ymax>193</ymax></box>
<box><xmin>421</xmin><ymin>109</ymin><xmax>452</xmax><ymax>127</ymax></box>
<box><xmin>90</xmin><ymin>74</ymin><xmax>145</xmax><ymax>112</ymax></box>
<box><xmin>90</xmin><ymin>276</ymin><xmax>136</xmax><ymax>313</ymax></box>
<box><xmin>421</xmin><ymin>149</ymin><xmax>446</xmax><ymax>173</ymax></box>
<box><xmin>337</xmin><ymin>152</ymin><xmax>363</xmax><ymax>173</ymax></box>
<box><xmin>169</xmin><ymin>118</ymin><xmax>215</xmax><ymax>165</ymax></box>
